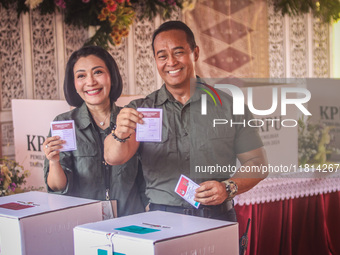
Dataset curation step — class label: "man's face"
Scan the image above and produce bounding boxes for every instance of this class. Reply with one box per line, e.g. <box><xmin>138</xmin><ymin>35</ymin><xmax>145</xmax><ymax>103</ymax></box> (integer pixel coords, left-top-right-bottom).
<box><xmin>153</xmin><ymin>29</ymin><xmax>199</xmax><ymax>89</ymax></box>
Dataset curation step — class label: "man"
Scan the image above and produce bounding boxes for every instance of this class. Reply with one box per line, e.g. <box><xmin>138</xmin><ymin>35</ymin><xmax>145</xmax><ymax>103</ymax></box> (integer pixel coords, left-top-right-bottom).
<box><xmin>104</xmin><ymin>21</ymin><xmax>268</xmax><ymax>222</ymax></box>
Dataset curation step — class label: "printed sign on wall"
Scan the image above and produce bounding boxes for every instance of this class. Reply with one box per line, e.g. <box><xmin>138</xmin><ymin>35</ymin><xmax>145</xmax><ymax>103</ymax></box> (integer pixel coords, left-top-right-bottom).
<box><xmin>12</xmin><ymin>99</ymin><xmax>70</xmax><ymax>190</ymax></box>
<box><xmin>307</xmin><ymin>79</ymin><xmax>340</xmax><ymax>162</ymax></box>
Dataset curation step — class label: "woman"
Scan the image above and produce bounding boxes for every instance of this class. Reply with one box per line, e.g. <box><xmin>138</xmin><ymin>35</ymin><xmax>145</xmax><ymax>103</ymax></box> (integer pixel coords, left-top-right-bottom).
<box><xmin>43</xmin><ymin>46</ymin><xmax>146</xmax><ymax>217</ymax></box>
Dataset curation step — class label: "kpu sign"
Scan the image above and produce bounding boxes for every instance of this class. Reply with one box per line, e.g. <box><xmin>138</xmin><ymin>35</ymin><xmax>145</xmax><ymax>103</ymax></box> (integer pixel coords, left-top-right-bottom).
<box><xmin>12</xmin><ymin>99</ymin><xmax>70</xmax><ymax>190</ymax></box>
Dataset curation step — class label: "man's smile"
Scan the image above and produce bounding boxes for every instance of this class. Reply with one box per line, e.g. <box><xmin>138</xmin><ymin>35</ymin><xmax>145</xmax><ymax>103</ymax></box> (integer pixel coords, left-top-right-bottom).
<box><xmin>167</xmin><ymin>68</ymin><xmax>183</xmax><ymax>75</ymax></box>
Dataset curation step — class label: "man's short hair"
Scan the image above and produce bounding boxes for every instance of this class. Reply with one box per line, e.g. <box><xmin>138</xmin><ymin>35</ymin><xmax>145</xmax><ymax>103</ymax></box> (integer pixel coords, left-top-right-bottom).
<box><xmin>64</xmin><ymin>45</ymin><xmax>123</xmax><ymax>107</ymax></box>
<box><xmin>152</xmin><ymin>20</ymin><xmax>197</xmax><ymax>55</ymax></box>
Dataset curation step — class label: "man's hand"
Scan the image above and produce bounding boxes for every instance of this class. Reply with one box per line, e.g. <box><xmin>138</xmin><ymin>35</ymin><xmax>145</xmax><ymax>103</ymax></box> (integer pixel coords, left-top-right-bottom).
<box><xmin>194</xmin><ymin>180</ymin><xmax>228</xmax><ymax>206</ymax></box>
<box><xmin>115</xmin><ymin>108</ymin><xmax>144</xmax><ymax>139</ymax></box>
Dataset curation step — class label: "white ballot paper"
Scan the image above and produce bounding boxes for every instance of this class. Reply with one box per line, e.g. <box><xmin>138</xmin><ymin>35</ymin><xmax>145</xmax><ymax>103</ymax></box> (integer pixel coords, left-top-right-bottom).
<box><xmin>174</xmin><ymin>174</ymin><xmax>200</xmax><ymax>208</ymax></box>
<box><xmin>50</xmin><ymin>120</ymin><xmax>77</xmax><ymax>152</ymax></box>
<box><xmin>136</xmin><ymin>108</ymin><xmax>163</xmax><ymax>142</ymax></box>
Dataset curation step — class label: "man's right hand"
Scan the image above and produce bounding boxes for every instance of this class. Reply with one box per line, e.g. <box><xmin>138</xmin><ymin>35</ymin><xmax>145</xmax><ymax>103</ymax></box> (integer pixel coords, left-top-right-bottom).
<box><xmin>114</xmin><ymin>108</ymin><xmax>144</xmax><ymax>139</ymax></box>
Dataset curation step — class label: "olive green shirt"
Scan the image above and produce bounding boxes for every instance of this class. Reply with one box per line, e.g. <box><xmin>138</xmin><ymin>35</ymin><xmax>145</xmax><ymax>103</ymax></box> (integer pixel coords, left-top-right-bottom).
<box><xmin>129</xmin><ymin>83</ymin><xmax>263</xmax><ymax>207</ymax></box>
<box><xmin>43</xmin><ymin>102</ymin><xmax>145</xmax><ymax>217</ymax></box>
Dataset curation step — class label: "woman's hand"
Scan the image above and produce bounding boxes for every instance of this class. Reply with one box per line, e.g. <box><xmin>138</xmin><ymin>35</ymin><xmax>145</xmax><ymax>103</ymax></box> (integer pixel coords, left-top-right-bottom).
<box><xmin>43</xmin><ymin>136</ymin><xmax>65</xmax><ymax>162</ymax></box>
<box><xmin>115</xmin><ymin>108</ymin><xmax>144</xmax><ymax>139</ymax></box>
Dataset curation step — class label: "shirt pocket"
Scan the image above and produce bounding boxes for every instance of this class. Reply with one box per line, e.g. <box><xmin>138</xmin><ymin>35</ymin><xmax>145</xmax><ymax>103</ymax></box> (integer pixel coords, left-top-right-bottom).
<box><xmin>72</xmin><ymin>142</ymin><xmax>98</xmax><ymax>157</ymax></box>
<box><xmin>112</xmin><ymin>155</ymin><xmax>139</xmax><ymax>184</ymax></box>
<box><xmin>139</xmin><ymin>124</ymin><xmax>177</xmax><ymax>181</ymax></box>
<box><xmin>72</xmin><ymin>143</ymin><xmax>101</xmax><ymax>178</ymax></box>
<box><xmin>140</xmin><ymin>116</ymin><xmax>177</xmax><ymax>154</ymax></box>
<box><xmin>191</xmin><ymin>118</ymin><xmax>236</xmax><ymax>170</ymax></box>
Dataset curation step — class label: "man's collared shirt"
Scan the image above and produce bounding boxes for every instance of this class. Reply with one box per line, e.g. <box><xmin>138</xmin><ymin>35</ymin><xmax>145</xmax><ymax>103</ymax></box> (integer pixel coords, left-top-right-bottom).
<box><xmin>129</xmin><ymin>82</ymin><xmax>263</xmax><ymax>207</ymax></box>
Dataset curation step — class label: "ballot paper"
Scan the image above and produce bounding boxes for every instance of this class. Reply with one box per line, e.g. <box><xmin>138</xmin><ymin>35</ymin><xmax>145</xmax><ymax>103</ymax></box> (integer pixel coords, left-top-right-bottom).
<box><xmin>174</xmin><ymin>174</ymin><xmax>200</xmax><ymax>208</ymax></box>
<box><xmin>50</xmin><ymin>120</ymin><xmax>77</xmax><ymax>151</ymax></box>
<box><xmin>136</xmin><ymin>108</ymin><xmax>163</xmax><ymax>142</ymax></box>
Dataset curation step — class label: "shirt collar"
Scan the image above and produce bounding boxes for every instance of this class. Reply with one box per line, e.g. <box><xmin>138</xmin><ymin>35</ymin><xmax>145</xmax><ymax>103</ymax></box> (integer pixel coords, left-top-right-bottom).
<box><xmin>190</xmin><ymin>79</ymin><xmax>205</xmax><ymax>104</ymax></box>
<box><xmin>189</xmin><ymin>76</ymin><xmax>213</xmax><ymax>104</ymax></box>
<box><xmin>76</xmin><ymin>101</ymin><xmax>120</xmax><ymax>130</ymax></box>
<box><xmin>153</xmin><ymin>84</ymin><xmax>174</xmax><ymax>106</ymax></box>
<box><xmin>75</xmin><ymin>103</ymin><xmax>91</xmax><ymax>130</ymax></box>
<box><xmin>154</xmin><ymin>76</ymin><xmax>207</xmax><ymax>106</ymax></box>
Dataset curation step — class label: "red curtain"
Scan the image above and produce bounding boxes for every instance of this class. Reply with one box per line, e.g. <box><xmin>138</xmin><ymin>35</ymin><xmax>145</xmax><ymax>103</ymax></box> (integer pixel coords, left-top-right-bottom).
<box><xmin>235</xmin><ymin>191</ymin><xmax>340</xmax><ymax>255</ymax></box>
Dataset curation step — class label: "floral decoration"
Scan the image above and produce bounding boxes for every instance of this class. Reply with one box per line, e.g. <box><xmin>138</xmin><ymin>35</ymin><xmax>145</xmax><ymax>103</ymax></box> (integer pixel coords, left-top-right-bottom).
<box><xmin>0</xmin><ymin>0</ymin><xmax>196</xmax><ymax>49</ymax></box>
<box><xmin>298</xmin><ymin>118</ymin><xmax>339</xmax><ymax>166</ymax></box>
<box><xmin>181</xmin><ymin>0</ymin><xmax>196</xmax><ymax>13</ymax></box>
<box><xmin>273</xmin><ymin>0</ymin><xmax>340</xmax><ymax>23</ymax></box>
<box><xmin>0</xmin><ymin>158</ymin><xmax>30</xmax><ymax>197</ymax></box>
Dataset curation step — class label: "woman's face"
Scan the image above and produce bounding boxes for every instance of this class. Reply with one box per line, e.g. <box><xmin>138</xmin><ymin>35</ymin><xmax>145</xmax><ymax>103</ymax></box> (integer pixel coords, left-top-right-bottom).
<box><xmin>73</xmin><ymin>55</ymin><xmax>111</xmax><ymax>108</ymax></box>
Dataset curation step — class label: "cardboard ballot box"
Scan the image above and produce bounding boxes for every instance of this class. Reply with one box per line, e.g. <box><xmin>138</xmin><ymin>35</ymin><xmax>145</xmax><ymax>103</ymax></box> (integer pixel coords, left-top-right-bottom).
<box><xmin>74</xmin><ymin>211</ymin><xmax>239</xmax><ymax>255</ymax></box>
<box><xmin>0</xmin><ymin>191</ymin><xmax>102</xmax><ymax>255</ymax></box>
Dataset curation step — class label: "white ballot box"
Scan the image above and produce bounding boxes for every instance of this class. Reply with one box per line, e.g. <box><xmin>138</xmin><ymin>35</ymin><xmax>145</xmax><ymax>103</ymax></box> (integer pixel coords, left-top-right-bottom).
<box><xmin>0</xmin><ymin>191</ymin><xmax>102</xmax><ymax>255</ymax></box>
<box><xmin>74</xmin><ymin>211</ymin><xmax>239</xmax><ymax>255</ymax></box>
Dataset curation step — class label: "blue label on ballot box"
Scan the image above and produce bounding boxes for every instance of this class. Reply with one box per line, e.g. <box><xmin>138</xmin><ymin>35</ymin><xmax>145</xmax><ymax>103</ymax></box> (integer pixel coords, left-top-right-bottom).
<box><xmin>115</xmin><ymin>225</ymin><xmax>160</xmax><ymax>234</ymax></box>
<box><xmin>97</xmin><ymin>249</ymin><xmax>126</xmax><ymax>255</ymax></box>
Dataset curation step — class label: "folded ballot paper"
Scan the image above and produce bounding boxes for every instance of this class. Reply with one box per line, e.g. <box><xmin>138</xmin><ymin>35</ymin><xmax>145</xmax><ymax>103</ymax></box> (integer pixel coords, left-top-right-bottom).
<box><xmin>175</xmin><ymin>174</ymin><xmax>200</xmax><ymax>208</ymax></box>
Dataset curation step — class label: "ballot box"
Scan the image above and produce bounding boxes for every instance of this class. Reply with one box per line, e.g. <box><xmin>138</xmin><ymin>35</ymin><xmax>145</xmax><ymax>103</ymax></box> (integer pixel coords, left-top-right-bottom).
<box><xmin>0</xmin><ymin>191</ymin><xmax>102</xmax><ymax>255</ymax></box>
<box><xmin>74</xmin><ymin>211</ymin><xmax>239</xmax><ymax>255</ymax></box>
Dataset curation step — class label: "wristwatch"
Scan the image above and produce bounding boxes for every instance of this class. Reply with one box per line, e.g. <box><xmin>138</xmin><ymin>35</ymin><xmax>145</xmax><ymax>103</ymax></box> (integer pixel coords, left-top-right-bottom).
<box><xmin>222</xmin><ymin>180</ymin><xmax>238</xmax><ymax>200</ymax></box>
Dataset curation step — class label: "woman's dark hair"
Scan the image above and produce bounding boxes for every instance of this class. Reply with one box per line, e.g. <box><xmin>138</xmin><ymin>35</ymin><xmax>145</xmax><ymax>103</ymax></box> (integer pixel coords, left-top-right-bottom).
<box><xmin>64</xmin><ymin>45</ymin><xmax>123</xmax><ymax>107</ymax></box>
<box><xmin>151</xmin><ymin>20</ymin><xmax>197</xmax><ymax>55</ymax></box>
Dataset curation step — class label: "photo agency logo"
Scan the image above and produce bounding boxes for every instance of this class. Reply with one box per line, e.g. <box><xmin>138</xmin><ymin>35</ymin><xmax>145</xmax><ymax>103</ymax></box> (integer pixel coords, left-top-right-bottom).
<box><xmin>197</xmin><ymin>81</ymin><xmax>223</xmax><ymax>112</ymax></box>
<box><xmin>199</xmin><ymin>82</ymin><xmax>312</xmax><ymax>128</ymax></box>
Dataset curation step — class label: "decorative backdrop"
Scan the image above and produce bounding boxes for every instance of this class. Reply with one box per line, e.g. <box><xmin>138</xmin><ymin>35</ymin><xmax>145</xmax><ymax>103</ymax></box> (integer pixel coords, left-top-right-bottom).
<box><xmin>0</xmin><ymin>0</ymin><xmax>332</xmax><ymax>159</ymax></box>
<box><xmin>184</xmin><ymin>0</ymin><xmax>270</xmax><ymax>78</ymax></box>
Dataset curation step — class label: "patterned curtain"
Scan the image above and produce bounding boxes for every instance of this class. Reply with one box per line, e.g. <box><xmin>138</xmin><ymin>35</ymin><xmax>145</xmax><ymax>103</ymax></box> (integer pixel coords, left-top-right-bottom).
<box><xmin>184</xmin><ymin>0</ymin><xmax>269</xmax><ymax>78</ymax></box>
